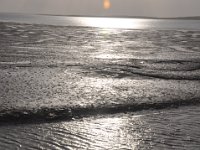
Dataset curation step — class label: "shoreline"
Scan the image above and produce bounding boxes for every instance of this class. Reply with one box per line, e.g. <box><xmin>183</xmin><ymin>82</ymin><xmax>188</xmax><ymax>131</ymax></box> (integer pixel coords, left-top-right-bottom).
<box><xmin>0</xmin><ymin>22</ymin><xmax>200</xmax><ymax>124</ymax></box>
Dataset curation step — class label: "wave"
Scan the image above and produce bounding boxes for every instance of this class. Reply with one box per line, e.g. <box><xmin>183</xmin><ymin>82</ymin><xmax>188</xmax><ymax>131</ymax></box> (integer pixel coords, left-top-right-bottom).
<box><xmin>0</xmin><ymin>97</ymin><xmax>200</xmax><ymax>123</ymax></box>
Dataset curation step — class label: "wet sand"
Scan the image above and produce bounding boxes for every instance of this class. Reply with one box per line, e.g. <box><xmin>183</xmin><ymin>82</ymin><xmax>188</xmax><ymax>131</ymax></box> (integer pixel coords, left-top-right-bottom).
<box><xmin>0</xmin><ymin>22</ymin><xmax>200</xmax><ymax>149</ymax></box>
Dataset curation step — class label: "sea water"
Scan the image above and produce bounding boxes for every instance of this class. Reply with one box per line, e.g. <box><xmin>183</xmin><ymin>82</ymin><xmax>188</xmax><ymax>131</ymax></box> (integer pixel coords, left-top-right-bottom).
<box><xmin>0</xmin><ymin>12</ymin><xmax>200</xmax><ymax>150</ymax></box>
<box><xmin>0</xmin><ymin>12</ymin><xmax>200</xmax><ymax>30</ymax></box>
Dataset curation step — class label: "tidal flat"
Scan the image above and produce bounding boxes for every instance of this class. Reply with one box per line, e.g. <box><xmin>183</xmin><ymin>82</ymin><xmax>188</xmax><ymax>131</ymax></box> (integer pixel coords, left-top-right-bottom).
<box><xmin>0</xmin><ymin>22</ymin><xmax>200</xmax><ymax>149</ymax></box>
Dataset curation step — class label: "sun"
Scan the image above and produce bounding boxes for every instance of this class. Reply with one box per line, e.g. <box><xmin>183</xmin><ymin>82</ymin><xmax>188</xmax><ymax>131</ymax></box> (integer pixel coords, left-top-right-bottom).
<box><xmin>104</xmin><ymin>0</ymin><xmax>111</xmax><ymax>9</ymax></box>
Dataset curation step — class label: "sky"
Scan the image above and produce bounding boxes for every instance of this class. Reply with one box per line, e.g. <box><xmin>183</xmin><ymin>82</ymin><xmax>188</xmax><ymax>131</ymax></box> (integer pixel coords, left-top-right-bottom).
<box><xmin>0</xmin><ymin>0</ymin><xmax>200</xmax><ymax>17</ymax></box>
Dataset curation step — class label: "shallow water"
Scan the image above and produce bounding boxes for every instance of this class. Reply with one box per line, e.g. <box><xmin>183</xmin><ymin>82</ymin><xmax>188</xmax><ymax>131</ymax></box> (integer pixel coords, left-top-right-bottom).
<box><xmin>0</xmin><ymin>106</ymin><xmax>200</xmax><ymax>149</ymax></box>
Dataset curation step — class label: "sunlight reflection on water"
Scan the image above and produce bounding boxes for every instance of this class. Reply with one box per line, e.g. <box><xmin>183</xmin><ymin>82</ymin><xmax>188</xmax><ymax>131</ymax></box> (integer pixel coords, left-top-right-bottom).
<box><xmin>1</xmin><ymin>13</ymin><xmax>200</xmax><ymax>30</ymax></box>
<box><xmin>93</xmin><ymin>54</ymin><xmax>131</xmax><ymax>59</ymax></box>
<box><xmin>89</xmin><ymin>27</ymin><xmax>132</xmax><ymax>59</ymax></box>
<box><xmin>60</xmin><ymin>116</ymin><xmax>143</xmax><ymax>149</ymax></box>
<box><xmin>0</xmin><ymin>107</ymin><xmax>200</xmax><ymax>149</ymax></box>
<box><xmin>78</xmin><ymin>17</ymin><xmax>149</xmax><ymax>29</ymax></box>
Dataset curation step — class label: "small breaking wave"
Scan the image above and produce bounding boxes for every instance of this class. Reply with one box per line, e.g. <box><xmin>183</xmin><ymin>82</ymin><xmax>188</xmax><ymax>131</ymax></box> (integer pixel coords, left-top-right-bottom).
<box><xmin>0</xmin><ymin>97</ymin><xmax>200</xmax><ymax>123</ymax></box>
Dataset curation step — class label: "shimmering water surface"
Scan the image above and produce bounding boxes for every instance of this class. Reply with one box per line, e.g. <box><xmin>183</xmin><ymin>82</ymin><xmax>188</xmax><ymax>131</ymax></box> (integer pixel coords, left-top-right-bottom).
<box><xmin>0</xmin><ymin>13</ymin><xmax>200</xmax><ymax>30</ymax></box>
<box><xmin>0</xmin><ymin>106</ymin><xmax>200</xmax><ymax>149</ymax></box>
<box><xmin>0</xmin><ymin>13</ymin><xmax>200</xmax><ymax>149</ymax></box>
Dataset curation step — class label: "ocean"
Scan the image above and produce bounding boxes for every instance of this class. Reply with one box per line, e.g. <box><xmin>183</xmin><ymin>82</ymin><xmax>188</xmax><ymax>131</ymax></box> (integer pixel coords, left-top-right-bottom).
<box><xmin>0</xmin><ymin>13</ymin><xmax>200</xmax><ymax>149</ymax></box>
<box><xmin>0</xmin><ymin>13</ymin><xmax>200</xmax><ymax>30</ymax></box>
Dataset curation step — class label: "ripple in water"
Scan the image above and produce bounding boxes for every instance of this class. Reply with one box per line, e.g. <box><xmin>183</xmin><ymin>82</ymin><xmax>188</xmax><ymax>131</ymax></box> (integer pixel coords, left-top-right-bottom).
<box><xmin>0</xmin><ymin>106</ymin><xmax>200</xmax><ymax>149</ymax></box>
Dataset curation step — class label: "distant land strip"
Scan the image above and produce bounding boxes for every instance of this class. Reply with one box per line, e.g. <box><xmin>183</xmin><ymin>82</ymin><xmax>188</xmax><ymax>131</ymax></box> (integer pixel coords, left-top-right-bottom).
<box><xmin>37</xmin><ymin>14</ymin><xmax>200</xmax><ymax>20</ymax></box>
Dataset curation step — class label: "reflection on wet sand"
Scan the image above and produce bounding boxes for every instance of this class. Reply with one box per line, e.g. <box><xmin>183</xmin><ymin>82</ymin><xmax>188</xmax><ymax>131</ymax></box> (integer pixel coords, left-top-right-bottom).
<box><xmin>0</xmin><ymin>22</ymin><xmax>200</xmax><ymax>120</ymax></box>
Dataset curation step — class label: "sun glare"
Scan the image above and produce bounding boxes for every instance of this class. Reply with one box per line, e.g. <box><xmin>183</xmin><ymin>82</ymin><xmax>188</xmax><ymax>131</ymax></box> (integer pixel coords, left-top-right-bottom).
<box><xmin>104</xmin><ymin>0</ymin><xmax>111</xmax><ymax>9</ymax></box>
<box><xmin>80</xmin><ymin>17</ymin><xmax>147</xmax><ymax>29</ymax></box>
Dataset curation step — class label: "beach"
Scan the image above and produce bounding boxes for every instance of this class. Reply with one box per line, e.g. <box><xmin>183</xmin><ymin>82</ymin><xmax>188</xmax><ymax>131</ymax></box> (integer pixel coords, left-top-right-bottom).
<box><xmin>0</xmin><ymin>20</ymin><xmax>200</xmax><ymax>149</ymax></box>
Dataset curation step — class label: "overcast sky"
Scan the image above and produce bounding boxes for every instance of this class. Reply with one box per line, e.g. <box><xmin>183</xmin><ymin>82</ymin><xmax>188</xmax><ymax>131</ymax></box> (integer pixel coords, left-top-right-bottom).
<box><xmin>0</xmin><ymin>0</ymin><xmax>200</xmax><ymax>17</ymax></box>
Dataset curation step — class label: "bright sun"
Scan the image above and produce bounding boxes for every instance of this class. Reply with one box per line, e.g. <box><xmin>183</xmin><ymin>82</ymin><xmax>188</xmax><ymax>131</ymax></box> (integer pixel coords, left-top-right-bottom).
<box><xmin>104</xmin><ymin>0</ymin><xmax>111</xmax><ymax>9</ymax></box>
